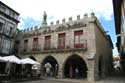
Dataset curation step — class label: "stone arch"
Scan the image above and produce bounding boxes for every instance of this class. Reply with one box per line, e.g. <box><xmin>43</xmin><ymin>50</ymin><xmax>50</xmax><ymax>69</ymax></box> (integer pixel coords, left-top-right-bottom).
<box><xmin>29</xmin><ymin>55</ymin><xmax>37</xmax><ymax>61</ymax></box>
<box><xmin>41</xmin><ymin>55</ymin><xmax>59</xmax><ymax>77</ymax></box>
<box><xmin>63</xmin><ymin>54</ymin><xmax>88</xmax><ymax>79</ymax></box>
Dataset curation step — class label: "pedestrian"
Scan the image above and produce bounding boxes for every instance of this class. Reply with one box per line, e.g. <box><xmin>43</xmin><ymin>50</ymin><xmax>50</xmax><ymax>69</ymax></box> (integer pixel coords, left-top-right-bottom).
<box><xmin>75</xmin><ymin>68</ymin><xmax>79</xmax><ymax>79</ymax></box>
<box><xmin>69</xmin><ymin>66</ymin><xmax>73</xmax><ymax>78</ymax></box>
<box><xmin>55</xmin><ymin>64</ymin><xmax>58</xmax><ymax>77</ymax></box>
<box><xmin>44</xmin><ymin>63</ymin><xmax>52</xmax><ymax>77</ymax></box>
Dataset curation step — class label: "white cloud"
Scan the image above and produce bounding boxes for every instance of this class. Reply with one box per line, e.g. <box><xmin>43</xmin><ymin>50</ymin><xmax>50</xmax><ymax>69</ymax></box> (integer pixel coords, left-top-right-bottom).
<box><xmin>1</xmin><ymin>0</ymin><xmax>113</xmax><ymax>29</ymax></box>
<box><xmin>18</xmin><ymin>17</ymin><xmax>25</xmax><ymax>30</ymax></box>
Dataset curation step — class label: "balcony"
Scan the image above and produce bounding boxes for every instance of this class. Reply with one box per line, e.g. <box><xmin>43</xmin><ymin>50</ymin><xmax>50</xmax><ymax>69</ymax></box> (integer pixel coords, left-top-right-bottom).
<box><xmin>20</xmin><ymin>40</ymin><xmax>87</xmax><ymax>54</ymax></box>
<box><xmin>20</xmin><ymin>46</ymin><xmax>40</xmax><ymax>53</ymax></box>
<box><xmin>32</xmin><ymin>46</ymin><xmax>40</xmax><ymax>51</ymax></box>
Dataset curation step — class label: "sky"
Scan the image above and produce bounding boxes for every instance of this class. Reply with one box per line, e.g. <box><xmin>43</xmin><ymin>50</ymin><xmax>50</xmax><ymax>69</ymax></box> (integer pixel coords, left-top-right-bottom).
<box><xmin>1</xmin><ymin>0</ymin><xmax>119</xmax><ymax>55</ymax></box>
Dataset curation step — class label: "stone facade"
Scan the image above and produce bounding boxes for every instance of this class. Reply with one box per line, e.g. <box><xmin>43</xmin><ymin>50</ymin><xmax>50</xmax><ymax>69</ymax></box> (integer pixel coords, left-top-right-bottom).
<box><xmin>0</xmin><ymin>1</ymin><xmax>19</xmax><ymax>56</ymax></box>
<box><xmin>113</xmin><ymin>0</ymin><xmax>125</xmax><ymax>74</ymax></box>
<box><xmin>18</xmin><ymin>12</ymin><xmax>113</xmax><ymax>82</ymax></box>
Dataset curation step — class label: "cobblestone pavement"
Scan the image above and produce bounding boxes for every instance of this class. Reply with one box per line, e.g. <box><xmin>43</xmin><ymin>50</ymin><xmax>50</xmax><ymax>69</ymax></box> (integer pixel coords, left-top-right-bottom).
<box><xmin>14</xmin><ymin>78</ymin><xmax>86</xmax><ymax>83</ymax></box>
<box><xmin>17</xmin><ymin>80</ymin><xmax>71</xmax><ymax>83</ymax></box>
<box><xmin>5</xmin><ymin>76</ymin><xmax>125</xmax><ymax>83</ymax></box>
<box><xmin>96</xmin><ymin>77</ymin><xmax>125</xmax><ymax>83</ymax></box>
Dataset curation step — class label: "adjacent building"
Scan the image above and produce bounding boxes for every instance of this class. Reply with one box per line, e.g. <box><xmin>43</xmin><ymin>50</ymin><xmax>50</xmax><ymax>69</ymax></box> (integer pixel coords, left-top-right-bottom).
<box><xmin>0</xmin><ymin>1</ymin><xmax>20</xmax><ymax>56</ymax></box>
<box><xmin>113</xmin><ymin>0</ymin><xmax>125</xmax><ymax>73</ymax></box>
<box><xmin>18</xmin><ymin>12</ymin><xmax>113</xmax><ymax>81</ymax></box>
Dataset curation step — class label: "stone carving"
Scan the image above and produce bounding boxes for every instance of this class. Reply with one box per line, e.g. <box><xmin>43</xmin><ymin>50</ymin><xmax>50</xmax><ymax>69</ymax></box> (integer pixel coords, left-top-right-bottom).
<box><xmin>70</xmin><ymin>21</ymin><xmax>86</xmax><ymax>28</ymax></box>
<box><xmin>55</xmin><ymin>21</ymin><xmax>86</xmax><ymax>32</ymax></box>
<box><xmin>42</xmin><ymin>11</ymin><xmax>47</xmax><ymax>26</ymax></box>
<box><xmin>42</xmin><ymin>27</ymin><xmax>54</xmax><ymax>34</ymax></box>
<box><xmin>56</xmin><ymin>23</ymin><xmax>71</xmax><ymax>31</ymax></box>
<box><xmin>43</xmin><ymin>11</ymin><xmax>47</xmax><ymax>21</ymax></box>
<box><xmin>23</xmin><ymin>31</ymin><xmax>41</xmax><ymax>38</ymax></box>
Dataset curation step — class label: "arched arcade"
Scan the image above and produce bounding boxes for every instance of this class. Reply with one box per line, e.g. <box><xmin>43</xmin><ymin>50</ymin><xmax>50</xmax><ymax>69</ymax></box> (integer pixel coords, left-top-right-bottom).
<box><xmin>41</xmin><ymin>55</ymin><xmax>59</xmax><ymax>77</ymax></box>
<box><xmin>63</xmin><ymin>54</ymin><xmax>88</xmax><ymax>79</ymax></box>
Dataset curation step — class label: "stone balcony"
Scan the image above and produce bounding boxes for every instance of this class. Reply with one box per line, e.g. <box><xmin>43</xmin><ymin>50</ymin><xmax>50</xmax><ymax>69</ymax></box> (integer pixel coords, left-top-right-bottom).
<box><xmin>20</xmin><ymin>40</ymin><xmax>87</xmax><ymax>54</ymax></box>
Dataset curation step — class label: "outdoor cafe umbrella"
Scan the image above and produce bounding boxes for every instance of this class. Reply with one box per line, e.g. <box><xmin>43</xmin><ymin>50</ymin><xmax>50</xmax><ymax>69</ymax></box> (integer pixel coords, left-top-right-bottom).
<box><xmin>2</xmin><ymin>55</ymin><xmax>21</xmax><ymax>64</ymax></box>
<box><xmin>20</xmin><ymin>58</ymin><xmax>40</xmax><ymax>65</ymax></box>
<box><xmin>0</xmin><ymin>56</ymin><xmax>6</xmax><ymax>62</ymax></box>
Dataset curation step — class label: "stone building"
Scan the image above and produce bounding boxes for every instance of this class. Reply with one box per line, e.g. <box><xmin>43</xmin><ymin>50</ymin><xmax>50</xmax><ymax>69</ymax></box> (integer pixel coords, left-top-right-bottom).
<box><xmin>113</xmin><ymin>0</ymin><xmax>125</xmax><ymax>74</ymax></box>
<box><xmin>0</xmin><ymin>1</ymin><xmax>19</xmax><ymax>56</ymax></box>
<box><xmin>18</xmin><ymin>12</ymin><xmax>113</xmax><ymax>81</ymax></box>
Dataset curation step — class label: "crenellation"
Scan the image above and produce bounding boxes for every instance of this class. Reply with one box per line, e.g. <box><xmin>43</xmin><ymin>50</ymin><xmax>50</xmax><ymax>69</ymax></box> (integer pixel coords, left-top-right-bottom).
<box><xmin>24</xmin><ymin>29</ymin><xmax>26</xmax><ymax>32</ymax></box>
<box><xmin>21</xmin><ymin>30</ymin><xmax>24</xmax><ymax>33</ymax></box>
<box><xmin>34</xmin><ymin>26</ymin><xmax>38</xmax><ymax>30</ymax></box>
<box><xmin>20</xmin><ymin>30</ymin><xmax>23</xmax><ymax>32</ymax></box>
<box><xmin>56</xmin><ymin>20</ymin><xmax>59</xmax><ymax>25</ymax></box>
<box><xmin>50</xmin><ymin>21</ymin><xmax>54</xmax><ymax>26</ymax></box>
<box><xmin>69</xmin><ymin>17</ymin><xmax>72</xmax><ymax>22</ymax></box>
<box><xmin>62</xmin><ymin>18</ymin><xmax>65</xmax><ymax>23</ymax></box>
<box><xmin>21</xmin><ymin>13</ymin><xmax>98</xmax><ymax>34</ymax></box>
<box><xmin>46</xmin><ymin>13</ymin><xmax>98</xmax><ymax>28</ymax></box>
<box><xmin>26</xmin><ymin>28</ymin><xmax>29</xmax><ymax>32</ymax></box>
<box><xmin>30</xmin><ymin>27</ymin><xmax>33</xmax><ymax>31</ymax></box>
<box><xmin>77</xmin><ymin>15</ymin><xmax>80</xmax><ymax>20</ymax></box>
<box><xmin>84</xmin><ymin>13</ymin><xmax>88</xmax><ymax>19</ymax></box>
<box><xmin>91</xmin><ymin>12</ymin><xmax>95</xmax><ymax>18</ymax></box>
<box><xmin>21</xmin><ymin>13</ymin><xmax>99</xmax><ymax>33</ymax></box>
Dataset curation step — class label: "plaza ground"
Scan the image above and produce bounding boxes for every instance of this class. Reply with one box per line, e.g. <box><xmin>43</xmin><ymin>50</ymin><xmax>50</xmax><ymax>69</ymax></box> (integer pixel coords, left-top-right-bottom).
<box><xmin>8</xmin><ymin>76</ymin><xmax>125</xmax><ymax>83</ymax></box>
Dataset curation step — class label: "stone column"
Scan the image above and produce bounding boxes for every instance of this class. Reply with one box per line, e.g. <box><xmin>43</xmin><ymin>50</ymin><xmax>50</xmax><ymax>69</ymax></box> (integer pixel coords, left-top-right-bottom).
<box><xmin>57</xmin><ymin>64</ymin><xmax>63</xmax><ymax>78</ymax></box>
<box><xmin>87</xmin><ymin>59</ymin><xmax>95</xmax><ymax>83</ymax></box>
<box><xmin>88</xmin><ymin>69</ymin><xmax>95</xmax><ymax>82</ymax></box>
<box><xmin>94</xmin><ymin>67</ymin><xmax>100</xmax><ymax>81</ymax></box>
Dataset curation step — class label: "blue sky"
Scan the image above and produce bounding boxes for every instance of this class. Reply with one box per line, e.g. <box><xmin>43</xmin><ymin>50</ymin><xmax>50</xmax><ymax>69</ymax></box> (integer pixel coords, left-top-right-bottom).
<box><xmin>1</xmin><ymin>0</ymin><xmax>118</xmax><ymax>55</ymax></box>
<box><xmin>99</xmin><ymin>15</ymin><xmax>118</xmax><ymax>55</ymax></box>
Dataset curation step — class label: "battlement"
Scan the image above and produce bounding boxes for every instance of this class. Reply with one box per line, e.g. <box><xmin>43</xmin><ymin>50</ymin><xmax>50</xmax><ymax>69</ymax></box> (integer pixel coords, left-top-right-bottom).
<box><xmin>21</xmin><ymin>12</ymin><xmax>96</xmax><ymax>33</ymax></box>
<box><xmin>21</xmin><ymin>25</ymin><xmax>39</xmax><ymax>33</ymax></box>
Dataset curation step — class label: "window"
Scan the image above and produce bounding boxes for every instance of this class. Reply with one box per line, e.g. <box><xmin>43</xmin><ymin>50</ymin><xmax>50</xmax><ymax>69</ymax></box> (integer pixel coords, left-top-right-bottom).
<box><xmin>0</xmin><ymin>36</ymin><xmax>3</xmax><ymax>52</ymax></box>
<box><xmin>9</xmin><ymin>11</ymin><xmax>15</xmax><ymax>18</ymax></box>
<box><xmin>33</xmin><ymin>37</ymin><xmax>39</xmax><ymax>51</ymax></box>
<box><xmin>44</xmin><ymin>35</ymin><xmax>51</xmax><ymax>50</ymax></box>
<box><xmin>58</xmin><ymin>33</ymin><xmax>65</xmax><ymax>49</ymax></box>
<box><xmin>0</xmin><ymin>22</ymin><xmax>3</xmax><ymax>31</ymax></box>
<box><xmin>0</xmin><ymin>37</ymin><xmax>1</xmax><ymax>49</ymax></box>
<box><xmin>1</xmin><ymin>5</ymin><xmax>6</xmax><ymax>12</ymax></box>
<box><xmin>74</xmin><ymin>30</ymin><xmax>83</xmax><ymax>48</ymax></box>
<box><xmin>24</xmin><ymin>39</ymin><xmax>28</xmax><ymax>52</ymax></box>
<box><xmin>9</xmin><ymin>27</ymin><xmax>13</xmax><ymax>35</ymax></box>
<box><xmin>11</xmin><ymin>12</ymin><xmax>15</xmax><ymax>17</ymax></box>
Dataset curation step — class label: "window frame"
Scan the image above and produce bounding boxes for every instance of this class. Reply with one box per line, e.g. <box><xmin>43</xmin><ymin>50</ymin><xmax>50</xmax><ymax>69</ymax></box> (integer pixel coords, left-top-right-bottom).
<box><xmin>44</xmin><ymin>35</ymin><xmax>51</xmax><ymax>50</ymax></box>
<box><xmin>58</xmin><ymin>33</ymin><xmax>65</xmax><ymax>49</ymax></box>
<box><xmin>74</xmin><ymin>30</ymin><xmax>84</xmax><ymax>48</ymax></box>
<box><xmin>32</xmin><ymin>37</ymin><xmax>39</xmax><ymax>51</ymax></box>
